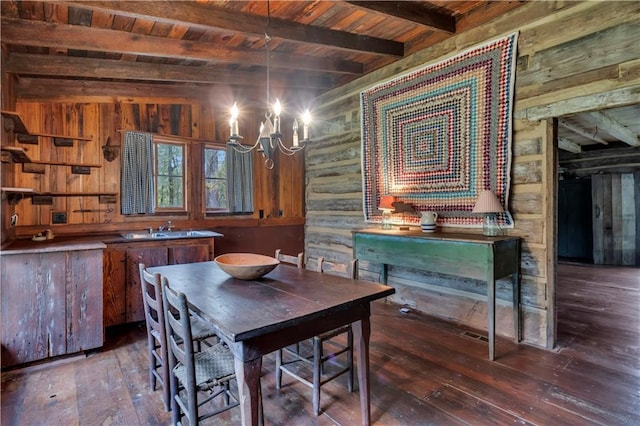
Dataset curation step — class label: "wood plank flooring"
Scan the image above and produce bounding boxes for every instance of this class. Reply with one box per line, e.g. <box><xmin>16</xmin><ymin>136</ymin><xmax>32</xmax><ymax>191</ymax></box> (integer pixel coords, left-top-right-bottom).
<box><xmin>2</xmin><ymin>263</ymin><xmax>639</xmax><ymax>425</ymax></box>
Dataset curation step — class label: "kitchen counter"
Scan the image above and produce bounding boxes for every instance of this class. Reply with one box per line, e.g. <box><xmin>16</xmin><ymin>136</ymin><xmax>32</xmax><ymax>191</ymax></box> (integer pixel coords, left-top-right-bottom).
<box><xmin>0</xmin><ymin>231</ymin><xmax>222</xmax><ymax>255</ymax></box>
<box><xmin>0</xmin><ymin>235</ymin><xmax>108</xmax><ymax>255</ymax></box>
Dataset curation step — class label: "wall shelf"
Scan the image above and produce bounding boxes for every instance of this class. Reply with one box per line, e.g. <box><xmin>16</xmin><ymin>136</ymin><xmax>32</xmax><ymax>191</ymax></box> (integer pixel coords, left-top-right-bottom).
<box><xmin>1</xmin><ymin>187</ymin><xmax>117</xmax><ymax>205</ymax></box>
<box><xmin>1</xmin><ymin>110</ymin><xmax>93</xmax><ymax>145</ymax></box>
<box><xmin>1</xmin><ymin>146</ymin><xmax>102</xmax><ymax>175</ymax></box>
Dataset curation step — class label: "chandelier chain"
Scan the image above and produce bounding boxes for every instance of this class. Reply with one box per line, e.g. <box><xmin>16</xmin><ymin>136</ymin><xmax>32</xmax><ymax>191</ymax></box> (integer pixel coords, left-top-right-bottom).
<box><xmin>265</xmin><ymin>0</ymin><xmax>271</xmax><ymax>112</ymax></box>
<box><xmin>227</xmin><ymin>0</ymin><xmax>309</xmax><ymax>169</ymax></box>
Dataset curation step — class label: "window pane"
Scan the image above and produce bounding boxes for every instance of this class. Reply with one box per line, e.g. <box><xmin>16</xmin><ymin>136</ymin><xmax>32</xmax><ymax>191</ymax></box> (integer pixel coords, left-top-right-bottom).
<box><xmin>156</xmin><ymin>142</ymin><xmax>185</xmax><ymax>209</ymax></box>
<box><xmin>206</xmin><ymin>179</ymin><xmax>227</xmax><ymax>209</ymax></box>
<box><xmin>157</xmin><ymin>176</ymin><xmax>184</xmax><ymax>208</ymax></box>
<box><xmin>204</xmin><ymin>147</ymin><xmax>228</xmax><ymax>210</ymax></box>
<box><xmin>157</xmin><ymin>144</ymin><xmax>183</xmax><ymax>176</ymax></box>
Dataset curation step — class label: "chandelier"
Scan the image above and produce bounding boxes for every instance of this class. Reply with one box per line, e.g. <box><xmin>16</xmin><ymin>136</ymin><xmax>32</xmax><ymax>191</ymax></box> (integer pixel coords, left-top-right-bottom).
<box><xmin>227</xmin><ymin>0</ymin><xmax>311</xmax><ymax>169</ymax></box>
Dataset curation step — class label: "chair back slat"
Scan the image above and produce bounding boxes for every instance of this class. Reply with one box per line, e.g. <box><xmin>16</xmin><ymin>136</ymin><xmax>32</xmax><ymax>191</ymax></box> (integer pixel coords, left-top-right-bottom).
<box><xmin>275</xmin><ymin>249</ymin><xmax>304</xmax><ymax>268</ymax></box>
<box><xmin>162</xmin><ymin>278</ymin><xmax>195</xmax><ymax>370</ymax></box>
<box><xmin>315</xmin><ymin>258</ymin><xmax>358</xmax><ymax>279</ymax></box>
<box><xmin>139</xmin><ymin>264</ymin><xmax>165</xmax><ymax>333</ymax></box>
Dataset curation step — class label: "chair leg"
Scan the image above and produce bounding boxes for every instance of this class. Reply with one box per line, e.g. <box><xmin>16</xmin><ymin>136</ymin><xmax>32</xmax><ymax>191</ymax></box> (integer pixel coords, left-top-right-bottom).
<box><xmin>170</xmin><ymin>374</ymin><xmax>180</xmax><ymax>426</ymax></box>
<box><xmin>347</xmin><ymin>328</ymin><xmax>354</xmax><ymax>393</ymax></box>
<box><xmin>159</xmin><ymin>346</ymin><xmax>171</xmax><ymax>411</ymax></box>
<box><xmin>275</xmin><ymin>349</ymin><xmax>283</xmax><ymax>390</ymax></box>
<box><xmin>313</xmin><ymin>336</ymin><xmax>322</xmax><ymax>415</ymax></box>
<box><xmin>187</xmin><ymin>384</ymin><xmax>198</xmax><ymax>426</ymax></box>
<box><xmin>148</xmin><ymin>334</ymin><xmax>157</xmax><ymax>391</ymax></box>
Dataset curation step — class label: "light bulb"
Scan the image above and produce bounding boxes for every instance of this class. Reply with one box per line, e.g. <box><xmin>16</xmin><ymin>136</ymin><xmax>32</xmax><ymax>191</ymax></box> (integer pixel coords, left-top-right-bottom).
<box><xmin>273</xmin><ymin>99</ymin><xmax>282</xmax><ymax>117</ymax></box>
<box><xmin>302</xmin><ymin>109</ymin><xmax>311</xmax><ymax>140</ymax></box>
<box><xmin>230</xmin><ymin>102</ymin><xmax>239</xmax><ymax>120</ymax></box>
<box><xmin>229</xmin><ymin>103</ymin><xmax>239</xmax><ymax>137</ymax></box>
<box><xmin>302</xmin><ymin>109</ymin><xmax>311</xmax><ymax>125</ymax></box>
<box><xmin>273</xmin><ymin>99</ymin><xmax>281</xmax><ymax>133</ymax></box>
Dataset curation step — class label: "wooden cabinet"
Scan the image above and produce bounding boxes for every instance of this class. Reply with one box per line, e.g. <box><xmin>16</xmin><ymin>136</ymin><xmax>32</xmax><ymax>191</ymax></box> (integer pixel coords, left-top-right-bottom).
<box><xmin>1</xmin><ymin>245</ymin><xmax>104</xmax><ymax>368</ymax></box>
<box><xmin>103</xmin><ymin>238</ymin><xmax>213</xmax><ymax>327</ymax></box>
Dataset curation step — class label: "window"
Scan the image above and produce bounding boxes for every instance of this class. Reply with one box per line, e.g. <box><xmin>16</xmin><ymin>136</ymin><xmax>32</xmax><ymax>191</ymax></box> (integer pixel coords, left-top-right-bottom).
<box><xmin>155</xmin><ymin>141</ymin><xmax>186</xmax><ymax>211</ymax></box>
<box><xmin>204</xmin><ymin>146</ymin><xmax>228</xmax><ymax>211</ymax></box>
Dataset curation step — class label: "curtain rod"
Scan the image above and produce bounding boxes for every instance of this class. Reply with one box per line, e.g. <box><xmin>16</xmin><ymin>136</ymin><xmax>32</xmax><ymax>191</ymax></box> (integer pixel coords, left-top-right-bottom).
<box><xmin>115</xmin><ymin>129</ymin><xmax>221</xmax><ymax>144</ymax></box>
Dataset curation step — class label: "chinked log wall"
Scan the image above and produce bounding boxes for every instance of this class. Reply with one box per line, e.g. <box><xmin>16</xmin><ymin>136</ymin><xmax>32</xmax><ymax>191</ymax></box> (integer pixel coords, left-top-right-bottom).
<box><xmin>307</xmin><ymin>1</ymin><xmax>640</xmax><ymax>349</ymax></box>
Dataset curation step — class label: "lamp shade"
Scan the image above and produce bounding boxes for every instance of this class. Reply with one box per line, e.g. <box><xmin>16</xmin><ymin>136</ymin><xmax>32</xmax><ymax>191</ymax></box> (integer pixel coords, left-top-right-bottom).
<box><xmin>378</xmin><ymin>195</ymin><xmax>395</xmax><ymax>210</ymax></box>
<box><xmin>472</xmin><ymin>190</ymin><xmax>504</xmax><ymax>213</ymax></box>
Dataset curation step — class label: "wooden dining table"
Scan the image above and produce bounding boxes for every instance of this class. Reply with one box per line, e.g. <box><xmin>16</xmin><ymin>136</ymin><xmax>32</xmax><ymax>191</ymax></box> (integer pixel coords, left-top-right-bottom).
<box><xmin>148</xmin><ymin>260</ymin><xmax>395</xmax><ymax>426</ymax></box>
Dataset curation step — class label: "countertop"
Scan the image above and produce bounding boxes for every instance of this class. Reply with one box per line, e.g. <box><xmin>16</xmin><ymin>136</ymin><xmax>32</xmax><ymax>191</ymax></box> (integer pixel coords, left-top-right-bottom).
<box><xmin>0</xmin><ymin>231</ymin><xmax>221</xmax><ymax>255</ymax></box>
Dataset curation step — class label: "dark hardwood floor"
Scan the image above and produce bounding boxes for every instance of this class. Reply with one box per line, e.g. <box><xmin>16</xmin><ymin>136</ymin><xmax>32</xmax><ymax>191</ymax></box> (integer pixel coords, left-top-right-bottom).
<box><xmin>2</xmin><ymin>263</ymin><xmax>639</xmax><ymax>425</ymax></box>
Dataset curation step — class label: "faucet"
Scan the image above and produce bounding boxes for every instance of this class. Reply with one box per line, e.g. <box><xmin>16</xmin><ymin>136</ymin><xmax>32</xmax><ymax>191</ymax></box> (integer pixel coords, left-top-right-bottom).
<box><xmin>158</xmin><ymin>220</ymin><xmax>174</xmax><ymax>232</ymax></box>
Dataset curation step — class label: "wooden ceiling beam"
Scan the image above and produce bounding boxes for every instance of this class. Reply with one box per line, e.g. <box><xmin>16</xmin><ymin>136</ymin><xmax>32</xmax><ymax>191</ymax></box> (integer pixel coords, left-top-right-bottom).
<box><xmin>583</xmin><ymin>111</ymin><xmax>640</xmax><ymax>147</ymax></box>
<box><xmin>64</xmin><ymin>0</ymin><xmax>404</xmax><ymax>57</ymax></box>
<box><xmin>345</xmin><ymin>1</ymin><xmax>455</xmax><ymax>34</ymax></box>
<box><xmin>1</xmin><ymin>17</ymin><xmax>363</xmax><ymax>75</ymax></box>
<box><xmin>558</xmin><ymin>137</ymin><xmax>582</xmax><ymax>153</ymax></box>
<box><xmin>4</xmin><ymin>53</ymin><xmax>334</xmax><ymax>90</ymax></box>
<box><xmin>16</xmin><ymin>77</ymin><xmax>322</xmax><ymax>106</ymax></box>
<box><xmin>559</xmin><ymin>118</ymin><xmax>608</xmax><ymax>145</ymax></box>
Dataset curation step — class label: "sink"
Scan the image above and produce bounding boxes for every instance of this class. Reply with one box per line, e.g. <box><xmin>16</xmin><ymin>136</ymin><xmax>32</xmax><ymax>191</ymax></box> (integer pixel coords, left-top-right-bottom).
<box><xmin>121</xmin><ymin>230</ymin><xmax>222</xmax><ymax>240</ymax></box>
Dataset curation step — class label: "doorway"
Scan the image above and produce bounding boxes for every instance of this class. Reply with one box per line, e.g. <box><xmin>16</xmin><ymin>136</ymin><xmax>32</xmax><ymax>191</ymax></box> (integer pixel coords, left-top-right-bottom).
<box><xmin>554</xmin><ymin>106</ymin><xmax>640</xmax><ymax>357</ymax></box>
<box><xmin>557</xmin><ymin>177</ymin><xmax>593</xmax><ymax>263</ymax></box>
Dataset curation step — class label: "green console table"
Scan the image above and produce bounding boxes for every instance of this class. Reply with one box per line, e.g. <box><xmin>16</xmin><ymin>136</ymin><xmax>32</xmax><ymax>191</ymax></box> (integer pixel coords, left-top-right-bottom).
<box><xmin>352</xmin><ymin>228</ymin><xmax>521</xmax><ymax>360</ymax></box>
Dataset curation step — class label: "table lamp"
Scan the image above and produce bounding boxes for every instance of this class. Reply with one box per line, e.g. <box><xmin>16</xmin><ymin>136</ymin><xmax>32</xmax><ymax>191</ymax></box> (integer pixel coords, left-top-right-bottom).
<box><xmin>378</xmin><ymin>195</ymin><xmax>395</xmax><ymax>229</ymax></box>
<box><xmin>472</xmin><ymin>190</ymin><xmax>504</xmax><ymax>236</ymax></box>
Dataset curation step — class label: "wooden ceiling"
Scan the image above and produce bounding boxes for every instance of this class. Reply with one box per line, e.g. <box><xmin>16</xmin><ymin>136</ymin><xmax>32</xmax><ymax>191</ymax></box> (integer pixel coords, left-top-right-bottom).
<box><xmin>1</xmin><ymin>1</ymin><xmax>637</xmax><ymax>153</ymax></box>
<box><xmin>558</xmin><ymin>105</ymin><xmax>640</xmax><ymax>154</ymax></box>
<box><xmin>0</xmin><ymin>1</ymin><xmax>524</xmax><ymax>97</ymax></box>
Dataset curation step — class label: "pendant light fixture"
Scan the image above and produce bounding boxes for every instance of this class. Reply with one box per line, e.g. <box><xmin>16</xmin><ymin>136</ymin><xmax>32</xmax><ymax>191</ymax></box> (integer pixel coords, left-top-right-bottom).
<box><xmin>227</xmin><ymin>0</ymin><xmax>311</xmax><ymax>169</ymax></box>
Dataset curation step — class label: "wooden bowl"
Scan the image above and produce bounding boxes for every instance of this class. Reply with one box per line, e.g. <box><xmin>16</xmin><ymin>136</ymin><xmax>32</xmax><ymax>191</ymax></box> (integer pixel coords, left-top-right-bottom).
<box><xmin>214</xmin><ymin>253</ymin><xmax>280</xmax><ymax>280</ymax></box>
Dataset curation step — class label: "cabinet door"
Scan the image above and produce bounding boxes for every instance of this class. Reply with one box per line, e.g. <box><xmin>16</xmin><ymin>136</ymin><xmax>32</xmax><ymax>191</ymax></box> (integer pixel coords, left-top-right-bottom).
<box><xmin>169</xmin><ymin>243</ymin><xmax>210</xmax><ymax>265</ymax></box>
<box><xmin>66</xmin><ymin>249</ymin><xmax>104</xmax><ymax>353</ymax></box>
<box><xmin>126</xmin><ymin>247</ymin><xmax>168</xmax><ymax>323</ymax></box>
<box><xmin>1</xmin><ymin>252</ymin><xmax>67</xmax><ymax>367</ymax></box>
<box><xmin>103</xmin><ymin>247</ymin><xmax>127</xmax><ymax>327</ymax></box>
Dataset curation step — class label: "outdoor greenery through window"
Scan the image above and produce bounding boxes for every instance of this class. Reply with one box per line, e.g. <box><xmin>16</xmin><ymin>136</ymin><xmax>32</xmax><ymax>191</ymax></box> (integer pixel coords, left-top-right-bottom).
<box><xmin>155</xmin><ymin>141</ymin><xmax>185</xmax><ymax>210</ymax></box>
<box><xmin>204</xmin><ymin>146</ymin><xmax>228</xmax><ymax>211</ymax></box>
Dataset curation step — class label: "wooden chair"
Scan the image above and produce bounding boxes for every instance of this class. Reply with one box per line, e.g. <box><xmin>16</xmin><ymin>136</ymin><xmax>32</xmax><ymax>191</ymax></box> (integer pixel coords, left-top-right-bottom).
<box><xmin>275</xmin><ymin>249</ymin><xmax>304</xmax><ymax>268</ymax></box>
<box><xmin>138</xmin><ymin>264</ymin><xmax>218</xmax><ymax>412</ymax></box>
<box><xmin>275</xmin><ymin>257</ymin><xmax>357</xmax><ymax>415</ymax></box>
<box><xmin>162</xmin><ymin>277</ymin><xmax>239</xmax><ymax>425</ymax></box>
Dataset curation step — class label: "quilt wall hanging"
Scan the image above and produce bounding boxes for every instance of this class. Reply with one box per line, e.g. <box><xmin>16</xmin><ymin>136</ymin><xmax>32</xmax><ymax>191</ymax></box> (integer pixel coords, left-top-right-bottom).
<box><xmin>361</xmin><ymin>32</ymin><xmax>518</xmax><ymax>228</ymax></box>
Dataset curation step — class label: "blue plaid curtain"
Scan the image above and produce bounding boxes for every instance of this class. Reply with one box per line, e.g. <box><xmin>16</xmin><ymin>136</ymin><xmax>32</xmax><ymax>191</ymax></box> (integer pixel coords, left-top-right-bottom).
<box><xmin>226</xmin><ymin>146</ymin><xmax>254</xmax><ymax>213</ymax></box>
<box><xmin>121</xmin><ymin>131</ymin><xmax>155</xmax><ymax>215</ymax></box>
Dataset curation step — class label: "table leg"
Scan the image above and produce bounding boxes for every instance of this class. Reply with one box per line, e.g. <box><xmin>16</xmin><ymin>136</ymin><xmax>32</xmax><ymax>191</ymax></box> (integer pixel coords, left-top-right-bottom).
<box><xmin>513</xmin><ymin>241</ymin><xmax>522</xmax><ymax>343</ymax></box>
<box><xmin>235</xmin><ymin>356</ymin><xmax>262</xmax><ymax>426</ymax></box>
<box><xmin>352</xmin><ymin>316</ymin><xmax>371</xmax><ymax>426</ymax></box>
<box><xmin>487</xmin><ymin>257</ymin><xmax>496</xmax><ymax>361</ymax></box>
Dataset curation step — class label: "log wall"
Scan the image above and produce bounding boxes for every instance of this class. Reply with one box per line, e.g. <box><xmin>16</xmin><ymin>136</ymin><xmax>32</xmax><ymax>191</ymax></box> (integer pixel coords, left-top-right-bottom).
<box><xmin>307</xmin><ymin>1</ymin><xmax>640</xmax><ymax>349</ymax></box>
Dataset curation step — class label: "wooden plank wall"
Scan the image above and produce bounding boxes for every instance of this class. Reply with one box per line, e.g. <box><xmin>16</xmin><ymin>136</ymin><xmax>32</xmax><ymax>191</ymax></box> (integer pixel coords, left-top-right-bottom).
<box><xmin>560</xmin><ymin>147</ymin><xmax>640</xmax><ymax>266</ymax></box>
<box><xmin>592</xmin><ymin>173</ymin><xmax>638</xmax><ymax>265</ymax></box>
<box><xmin>307</xmin><ymin>1</ymin><xmax>640</xmax><ymax>349</ymax></box>
<box><xmin>2</xmin><ymin>97</ymin><xmax>305</xmax><ymax>239</ymax></box>
<box><xmin>1</xmin><ymin>51</ymin><xmax>18</xmax><ymax>244</ymax></box>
